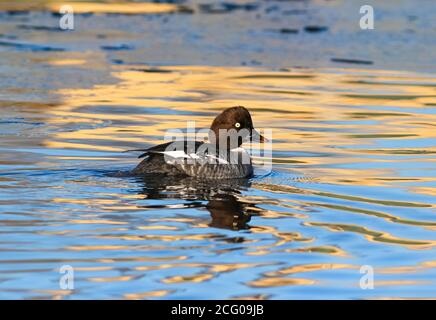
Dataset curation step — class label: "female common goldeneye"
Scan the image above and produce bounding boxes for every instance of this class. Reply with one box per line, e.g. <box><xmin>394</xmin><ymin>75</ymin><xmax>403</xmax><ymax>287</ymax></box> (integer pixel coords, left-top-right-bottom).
<box><xmin>130</xmin><ymin>106</ymin><xmax>266</xmax><ymax>179</ymax></box>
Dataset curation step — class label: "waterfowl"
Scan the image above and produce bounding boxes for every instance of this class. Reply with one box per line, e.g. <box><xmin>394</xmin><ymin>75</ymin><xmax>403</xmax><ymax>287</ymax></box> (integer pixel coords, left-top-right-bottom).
<box><xmin>130</xmin><ymin>106</ymin><xmax>266</xmax><ymax>179</ymax></box>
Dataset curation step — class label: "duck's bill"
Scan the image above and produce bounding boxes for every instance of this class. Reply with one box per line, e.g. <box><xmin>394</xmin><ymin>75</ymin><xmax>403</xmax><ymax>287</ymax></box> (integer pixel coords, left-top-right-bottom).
<box><xmin>250</xmin><ymin>129</ymin><xmax>268</xmax><ymax>143</ymax></box>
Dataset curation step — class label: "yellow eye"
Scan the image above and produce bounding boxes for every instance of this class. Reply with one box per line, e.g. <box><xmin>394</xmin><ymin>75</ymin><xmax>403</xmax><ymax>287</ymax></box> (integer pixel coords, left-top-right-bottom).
<box><xmin>235</xmin><ymin>122</ymin><xmax>241</xmax><ymax>128</ymax></box>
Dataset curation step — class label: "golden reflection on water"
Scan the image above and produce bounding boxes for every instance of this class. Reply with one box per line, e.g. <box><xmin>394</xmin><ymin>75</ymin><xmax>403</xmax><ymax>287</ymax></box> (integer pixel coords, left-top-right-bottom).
<box><xmin>2</xmin><ymin>60</ymin><xmax>436</xmax><ymax>298</ymax></box>
<box><xmin>265</xmin><ymin>263</ymin><xmax>357</xmax><ymax>276</ymax></box>
<box><xmin>50</xmin><ymin>66</ymin><xmax>436</xmax><ymax>186</ymax></box>
<box><xmin>305</xmin><ymin>222</ymin><xmax>436</xmax><ymax>249</ymax></box>
<box><xmin>248</xmin><ymin>277</ymin><xmax>315</xmax><ymax>288</ymax></box>
<box><xmin>0</xmin><ymin>1</ymin><xmax>183</xmax><ymax>14</ymax></box>
<box><xmin>124</xmin><ymin>290</ymin><xmax>174</xmax><ymax>300</ymax></box>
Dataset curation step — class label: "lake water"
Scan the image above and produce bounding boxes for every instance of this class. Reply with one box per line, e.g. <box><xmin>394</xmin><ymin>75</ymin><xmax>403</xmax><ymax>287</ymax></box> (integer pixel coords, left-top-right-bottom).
<box><xmin>0</xmin><ymin>0</ymin><xmax>435</xmax><ymax>299</ymax></box>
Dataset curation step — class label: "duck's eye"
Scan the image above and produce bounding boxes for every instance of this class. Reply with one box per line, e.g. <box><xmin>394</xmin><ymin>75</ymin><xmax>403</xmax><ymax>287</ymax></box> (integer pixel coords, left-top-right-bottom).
<box><xmin>235</xmin><ymin>122</ymin><xmax>241</xmax><ymax>128</ymax></box>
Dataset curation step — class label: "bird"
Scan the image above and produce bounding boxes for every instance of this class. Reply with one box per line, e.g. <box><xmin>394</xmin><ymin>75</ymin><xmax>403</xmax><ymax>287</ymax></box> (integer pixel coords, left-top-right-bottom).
<box><xmin>130</xmin><ymin>106</ymin><xmax>266</xmax><ymax>179</ymax></box>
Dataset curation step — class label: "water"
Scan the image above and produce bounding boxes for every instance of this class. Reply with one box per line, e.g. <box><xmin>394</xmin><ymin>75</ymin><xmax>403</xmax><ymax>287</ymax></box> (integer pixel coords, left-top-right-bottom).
<box><xmin>0</xmin><ymin>1</ymin><xmax>435</xmax><ymax>300</ymax></box>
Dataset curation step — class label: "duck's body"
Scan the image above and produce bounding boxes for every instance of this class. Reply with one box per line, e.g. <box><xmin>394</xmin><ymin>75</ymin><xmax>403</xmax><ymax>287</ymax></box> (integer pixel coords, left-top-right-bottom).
<box><xmin>130</xmin><ymin>106</ymin><xmax>265</xmax><ymax>179</ymax></box>
<box><xmin>131</xmin><ymin>141</ymin><xmax>254</xmax><ymax>179</ymax></box>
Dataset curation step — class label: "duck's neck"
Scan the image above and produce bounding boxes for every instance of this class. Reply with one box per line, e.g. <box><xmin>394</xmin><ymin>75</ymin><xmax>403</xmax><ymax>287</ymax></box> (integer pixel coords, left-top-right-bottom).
<box><xmin>208</xmin><ymin>133</ymin><xmax>243</xmax><ymax>151</ymax></box>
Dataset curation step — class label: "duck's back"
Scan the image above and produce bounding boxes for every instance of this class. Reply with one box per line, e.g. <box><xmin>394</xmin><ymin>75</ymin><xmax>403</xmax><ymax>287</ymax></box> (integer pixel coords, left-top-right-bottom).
<box><xmin>131</xmin><ymin>141</ymin><xmax>253</xmax><ymax>179</ymax></box>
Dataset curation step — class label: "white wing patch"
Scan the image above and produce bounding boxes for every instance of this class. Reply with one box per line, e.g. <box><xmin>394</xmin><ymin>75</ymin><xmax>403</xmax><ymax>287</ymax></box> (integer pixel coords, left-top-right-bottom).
<box><xmin>189</xmin><ymin>153</ymin><xmax>200</xmax><ymax>159</ymax></box>
<box><xmin>160</xmin><ymin>150</ymin><xmax>189</xmax><ymax>159</ymax></box>
<box><xmin>161</xmin><ymin>150</ymin><xmax>203</xmax><ymax>164</ymax></box>
<box><xmin>160</xmin><ymin>147</ymin><xmax>249</xmax><ymax>165</ymax></box>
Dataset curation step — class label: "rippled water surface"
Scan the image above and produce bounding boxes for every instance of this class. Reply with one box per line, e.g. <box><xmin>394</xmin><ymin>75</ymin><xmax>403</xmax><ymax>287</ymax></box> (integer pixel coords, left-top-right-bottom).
<box><xmin>0</xmin><ymin>1</ymin><xmax>435</xmax><ymax>300</ymax></box>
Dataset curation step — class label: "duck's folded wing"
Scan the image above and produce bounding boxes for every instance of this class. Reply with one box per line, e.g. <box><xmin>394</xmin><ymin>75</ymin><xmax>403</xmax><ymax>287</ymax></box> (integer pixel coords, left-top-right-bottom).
<box><xmin>126</xmin><ymin>141</ymin><xmax>206</xmax><ymax>159</ymax></box>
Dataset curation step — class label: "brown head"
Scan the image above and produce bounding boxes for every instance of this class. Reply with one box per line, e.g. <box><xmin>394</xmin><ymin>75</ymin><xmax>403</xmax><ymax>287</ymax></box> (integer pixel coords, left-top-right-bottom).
<box><xmin>209</xmin><ymin>106</ymin><xmax>266</xmax><ymax>149</ymax></box>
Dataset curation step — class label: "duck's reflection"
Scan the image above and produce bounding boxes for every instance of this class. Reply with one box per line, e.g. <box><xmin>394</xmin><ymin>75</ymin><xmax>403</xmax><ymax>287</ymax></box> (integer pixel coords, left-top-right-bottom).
<box><xmin>134</xmin><ymin>175</ymin><xmax>258</xmax><ymax>230</ymax></box>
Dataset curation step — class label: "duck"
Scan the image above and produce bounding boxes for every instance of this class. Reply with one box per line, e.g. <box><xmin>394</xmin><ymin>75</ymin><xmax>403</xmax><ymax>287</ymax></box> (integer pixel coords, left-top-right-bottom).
<box><xmin>130</xmin><ymin>106</ymin><xmax>266</xmax><ymax>179</ymax></box>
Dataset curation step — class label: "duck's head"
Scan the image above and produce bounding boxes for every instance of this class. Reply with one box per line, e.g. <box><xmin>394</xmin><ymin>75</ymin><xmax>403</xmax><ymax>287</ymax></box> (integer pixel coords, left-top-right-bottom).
<box><xmin>209</xmin><ymin>106</ymin><xmax>266</xmax><ymax>148</ymax></box>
